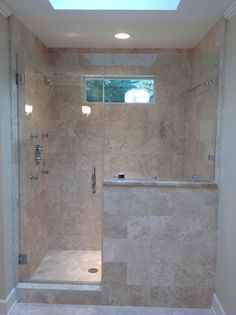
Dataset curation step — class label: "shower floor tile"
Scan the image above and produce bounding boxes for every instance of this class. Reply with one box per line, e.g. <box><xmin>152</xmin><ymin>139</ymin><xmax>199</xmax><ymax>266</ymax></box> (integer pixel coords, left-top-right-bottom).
<box><xmin>31</xmin><ymin>250</ymin><xmax>101</xmax><ymax>284</ymax></box>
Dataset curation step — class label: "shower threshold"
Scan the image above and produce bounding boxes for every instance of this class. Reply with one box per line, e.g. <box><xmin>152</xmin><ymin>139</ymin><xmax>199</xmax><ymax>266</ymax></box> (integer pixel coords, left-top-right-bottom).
<box><xmin>30</xmin><ymin>250</ymin><xmax>101</xmax><ymax>284</ymax></box>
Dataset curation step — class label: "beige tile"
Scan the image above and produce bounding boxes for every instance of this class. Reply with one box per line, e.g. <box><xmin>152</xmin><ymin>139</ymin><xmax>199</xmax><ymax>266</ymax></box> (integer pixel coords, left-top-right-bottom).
<box><xmin>31</xmin><ymin>250</ymin><xmax>101</xmax><ymax>284</ymax></box>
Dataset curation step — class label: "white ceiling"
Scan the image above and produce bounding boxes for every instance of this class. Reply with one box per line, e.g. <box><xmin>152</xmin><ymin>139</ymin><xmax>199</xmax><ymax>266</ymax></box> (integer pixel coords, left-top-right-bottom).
<box><xmin>5</xmin><ymin>0</ymin><xmax>234</xmax><ymax>48</ymax></box>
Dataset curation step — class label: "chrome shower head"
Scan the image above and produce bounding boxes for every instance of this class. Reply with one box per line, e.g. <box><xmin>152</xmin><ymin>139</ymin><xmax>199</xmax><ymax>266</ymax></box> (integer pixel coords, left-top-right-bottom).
<box><xmin>35</xmin><ymin>69</ymin><xmax>54</xmax><ymax>87</ymax></box>
<box><xmin>44</xmin><ymin>76</ymin><xmax>54</xmax><ymax>87</ymax></box>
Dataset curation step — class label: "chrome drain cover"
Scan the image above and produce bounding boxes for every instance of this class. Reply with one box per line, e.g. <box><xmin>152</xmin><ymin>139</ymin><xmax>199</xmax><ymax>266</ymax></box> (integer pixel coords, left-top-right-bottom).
<box><xmin>88</xmin><ymin>268</ymin><xmax>99</xmax><ymax>274</ymax></box>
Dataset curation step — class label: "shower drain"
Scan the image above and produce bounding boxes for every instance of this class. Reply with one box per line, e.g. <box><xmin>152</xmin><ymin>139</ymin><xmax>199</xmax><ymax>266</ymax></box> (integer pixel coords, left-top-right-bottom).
<box><xmin>88</xmin><ymin>268</ymin><xmax>99</xmax><ymax>274</ymax></box>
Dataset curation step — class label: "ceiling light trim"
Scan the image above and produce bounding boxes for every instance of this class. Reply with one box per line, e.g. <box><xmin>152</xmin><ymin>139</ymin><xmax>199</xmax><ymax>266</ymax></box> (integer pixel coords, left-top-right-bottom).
<box><xmin>0</xmin><ymin>0</ymin><xmax>13</xmax><ymax>17</ymax></box>
<box><xmin>224</xmin><ymin>1</ymin><xmax>236</xmax><ymax>19</ymax></box>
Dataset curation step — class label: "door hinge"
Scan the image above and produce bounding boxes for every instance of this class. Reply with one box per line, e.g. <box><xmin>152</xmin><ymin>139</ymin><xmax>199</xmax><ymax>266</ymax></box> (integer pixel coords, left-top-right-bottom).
<box><xmin>16</xmin><ymin>73</ymin><xmax>25</xmax><ymax>85</ymax></box>
<box><xmin>18</xmin><ymin>253</ymin><xmax>27</xmax><ymax>265</ymax></box>
<box><xmin>208</xmin><ymin>154</ymin><xmax>215</xmax><ymax>161</ymax></box>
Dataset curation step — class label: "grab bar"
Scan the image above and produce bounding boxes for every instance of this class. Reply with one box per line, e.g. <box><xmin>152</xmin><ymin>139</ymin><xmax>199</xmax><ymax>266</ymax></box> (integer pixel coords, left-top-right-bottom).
<box><xmin>92</xmin><ymin>167</ymin><xmax>96</xmax><ymax>194</ymax></box>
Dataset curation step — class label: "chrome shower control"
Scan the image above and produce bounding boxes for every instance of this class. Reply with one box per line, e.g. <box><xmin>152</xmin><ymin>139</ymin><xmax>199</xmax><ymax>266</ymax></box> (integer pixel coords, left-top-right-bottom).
<box><xmin>34</xmin><ymin>145</ymin><xmax>44</xmax><ymax>164</ymax></box>
<box><xmin>35</xmin><ymin>156</ymin><xmax>44</xmax><ymax>161</ymax></box>
<box><xmin>35</xmin><ymin>145</ymin><xmax>43</xmax><ymax>152</ymax></box>
<box><xmin>30</xmin><ymin>133</ymin><xmax>39</xmax><ymax>139</ymax></box>
<box><xmin>42</xmin><ymin>132</ymin><xmax>49</xmax><ymax>138</ymax></box>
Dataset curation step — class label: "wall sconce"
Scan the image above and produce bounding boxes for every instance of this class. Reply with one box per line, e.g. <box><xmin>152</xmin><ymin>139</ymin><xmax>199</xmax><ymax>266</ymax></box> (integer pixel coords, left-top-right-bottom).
<box><xmin>82</xmin><ymin>105</ymin><xmax>91</xmax><ymax>117</ymax></box>
<box><xmin>25</xmin><ymin>104</ymin><xmax>33</xmax><ymax>117</ymax></box>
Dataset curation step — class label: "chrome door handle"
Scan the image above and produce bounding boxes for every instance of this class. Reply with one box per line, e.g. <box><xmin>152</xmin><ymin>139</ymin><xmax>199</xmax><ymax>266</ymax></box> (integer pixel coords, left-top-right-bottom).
<box><xmin>92</xmin><ymin>167</ymin><xmax>96</xmax><ymax>194</ymax></box>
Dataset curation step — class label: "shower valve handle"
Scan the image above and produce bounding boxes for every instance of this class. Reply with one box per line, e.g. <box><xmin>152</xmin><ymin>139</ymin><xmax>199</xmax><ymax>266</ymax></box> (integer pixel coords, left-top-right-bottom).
<box><xmin>35</xmin><ymin>145</ymin><xmax>43</xmax><ymax>152</ymax></box>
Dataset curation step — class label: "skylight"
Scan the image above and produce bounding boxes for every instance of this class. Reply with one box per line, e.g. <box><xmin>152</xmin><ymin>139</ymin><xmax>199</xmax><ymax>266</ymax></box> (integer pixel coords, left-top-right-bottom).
<box><xmin>48</xmin><ymin>0</ymin><xmax>181</xmax><ymax>11</ymax></box>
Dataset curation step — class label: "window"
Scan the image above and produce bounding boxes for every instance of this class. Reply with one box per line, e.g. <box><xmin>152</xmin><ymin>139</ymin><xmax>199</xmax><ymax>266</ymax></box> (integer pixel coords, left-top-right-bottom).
<box><xmin>49</xmin><ymin>0</ymin><xmax>181</xmax><ymax>11</ymax></box>
<box><xmin>85</xmin><ymin>77</ymin><xmax>155</xmax><ymax>104</ymax></box>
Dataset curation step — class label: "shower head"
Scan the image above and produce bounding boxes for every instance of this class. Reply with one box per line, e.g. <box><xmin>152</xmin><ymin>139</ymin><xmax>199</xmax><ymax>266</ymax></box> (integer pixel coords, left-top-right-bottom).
<box><xmin>44</xmin><ymin>76</ymin><xmax>54</xmax><ymax>87</ymax></box>
<box><xmin>35</xmin><ymin>69</ymin><xmax>55</xmax><ymax>87</ymax></box>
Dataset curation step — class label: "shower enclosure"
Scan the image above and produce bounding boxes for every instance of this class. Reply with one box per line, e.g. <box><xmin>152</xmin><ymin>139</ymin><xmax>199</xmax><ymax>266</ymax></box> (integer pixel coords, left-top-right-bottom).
<box><xmin>17</xmin><ymin>51</ymin><xmax>220</xmax><ymax>284</ymax></box>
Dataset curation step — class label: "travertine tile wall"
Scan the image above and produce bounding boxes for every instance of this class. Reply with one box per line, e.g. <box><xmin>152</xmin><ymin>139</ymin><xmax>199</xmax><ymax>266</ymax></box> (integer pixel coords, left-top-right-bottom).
<box><xmin>184</xmin><ymin>19</ymin><xmax>226</xmax><ymax>180</ymax></box>
<box><xmin>9</xmin><ymin>16</ymin><xmax>51</xmax><ymax>280</ymax></box>
<box><xmin>16</xmin><ymin>183</ymin><xmax>218</xmax><ymax>308</ymax></box>
<box><xmin>102</xmin><ymin>184</ymin><xmax>218</xmax><ymax>307</ymax></box>
<box><xmin>46</xmin><ymin>51</ymin><xmax>191</xmax><ymax>250</ymax></box>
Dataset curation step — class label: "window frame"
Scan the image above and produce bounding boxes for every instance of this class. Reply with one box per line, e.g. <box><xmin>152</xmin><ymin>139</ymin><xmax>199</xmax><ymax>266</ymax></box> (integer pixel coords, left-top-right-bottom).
<box><xmin>83</xmin><ymin>75</ymin><xmax>156</xmax><ymax>105</ymax></box>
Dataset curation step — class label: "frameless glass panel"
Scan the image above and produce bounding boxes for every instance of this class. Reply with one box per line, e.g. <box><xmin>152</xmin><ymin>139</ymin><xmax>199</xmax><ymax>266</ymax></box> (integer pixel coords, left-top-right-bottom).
<box><xmin>17</xmin><ymin>53</ymin><xmax>103</xmax><ymax>284</ymax></box>
<box><xmin>103</xmin><ymin>53</ymin><xmax>219</xmax><ymax>181</ymax></box>
<box><xmin>103</xmin><ymin>54</ymin><xmax>158</xmax><ymax>180</ymax></box>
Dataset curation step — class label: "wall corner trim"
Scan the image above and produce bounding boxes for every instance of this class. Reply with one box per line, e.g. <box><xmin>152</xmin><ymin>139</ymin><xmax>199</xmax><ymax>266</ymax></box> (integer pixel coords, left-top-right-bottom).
<box><xmin>212</xmin><ymin>294</ymin><xmax>228</xmax><ymax>315</ymax></box>
<box><xmin>0</xmin><ymin>0</ymin><xmax>12</xmax><ymax>18</ymax></box>
<box><xmin>224</xmin><ymin>1</ymin><xmax>236</xmax><ymax>19</ymax></box>
<box><xmin>0</xmin><ymin>288</ymin><xmax>16</xmax><ymax>315</ymax></box>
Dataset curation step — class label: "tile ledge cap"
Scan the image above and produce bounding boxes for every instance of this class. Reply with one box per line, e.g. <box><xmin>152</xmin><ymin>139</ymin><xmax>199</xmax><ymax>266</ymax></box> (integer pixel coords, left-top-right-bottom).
<box><xmin>103</xmin><ymin>179</ymin><xmax>217</xmax><ymax>188</ymax></box>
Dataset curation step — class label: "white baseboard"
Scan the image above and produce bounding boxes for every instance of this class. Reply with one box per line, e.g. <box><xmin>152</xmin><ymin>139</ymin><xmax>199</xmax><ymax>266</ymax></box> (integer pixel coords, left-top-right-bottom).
<box><xmin>0</xmin><ymin>289</ymin><xmax>16</xmax><ymax>315</ymax></box>
<box><xmin>212</xmin><ymin>294</ymin><xmax>227</xmax><ymax>315</ymax></box>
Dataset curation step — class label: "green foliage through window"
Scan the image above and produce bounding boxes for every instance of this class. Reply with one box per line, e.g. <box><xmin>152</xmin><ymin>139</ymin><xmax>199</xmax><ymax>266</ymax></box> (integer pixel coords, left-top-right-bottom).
<box><xmin>85</xmin><ymin>77</ymin><xmax>155</xmax><ymax>103</ymax></box>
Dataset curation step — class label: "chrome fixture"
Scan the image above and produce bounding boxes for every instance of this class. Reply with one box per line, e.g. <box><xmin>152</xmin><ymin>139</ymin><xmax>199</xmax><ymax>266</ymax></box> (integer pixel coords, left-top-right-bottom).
<box><xmin>188</xmin><ymin>79</ymin><xmax>217</xmax><ymax>94</ymax></box>
<box><xmin>35</xmin><ymin>156</ymin><xmax>45</xmax><ymax>162</ymax></box>
<box><xmin>35</xmin><ymin>69</ymin><xmax>55</xmax><ymax>87</ymax></box>
<box><xmin>18</xmin><ymin>253</ymin><xmax>27</xmax><ymax>265</ymax></box>
<box><xmin>208</xmin><ymin>154</ymin><xmax>215</xmax><ymax>161</ymax></box>
<box><xmin>42</xmin><ymin>170</ymin><xmax>49</xmax><ymax>175</ymax></box>
<box><xmin>30</xmin><ymin>133</ymin><xmax>39</xmax><ymax>139</ymax></box>
<box><xmin>92</xmin><ymin>167</ymin><xmax>96</xmax><ymax>194</ymax></box>
<box><xmin>16</xmin><ymin>73</ymin><xmax>25</xmax><ymax>85</ymax></box>
<box><xmin>42</xmin><ymin>132</ymin><xmax>49</xmax><ymax>138</ymax></box>
<box><xmin>35</xmin><ymin>145</ymin><xmax>43</xmax><ymax>152</ymax></box>
<box><xmin>30</xmin><ymin>175</ymin><xmax>39</xmax><ymax>181</ymax></box>
<box><xmin>34</xmin><ymin>145</ymin><xmax>44</xmax><ymax>164</ymax></box>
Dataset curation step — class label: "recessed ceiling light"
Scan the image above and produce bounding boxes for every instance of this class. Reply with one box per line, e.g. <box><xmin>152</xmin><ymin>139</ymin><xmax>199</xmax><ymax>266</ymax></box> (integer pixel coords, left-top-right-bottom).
<box><xmin>48</xmin><ymin>0</ymin><xmax>181</xmax><ymax>11</ymax></box>
<box><xmin>114</xmin><ymin>33</ymin><xmax>130</xmax><ymax>40</ymax></box>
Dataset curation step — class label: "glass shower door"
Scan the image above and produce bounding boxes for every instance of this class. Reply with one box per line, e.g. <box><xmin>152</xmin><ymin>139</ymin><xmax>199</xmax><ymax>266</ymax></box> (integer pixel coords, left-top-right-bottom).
<box><xmin>17</xmin><ymin>52</ymin><xmax>51</xmax><ymax>281</ymax></box>
<box><xmin>18</xmin><ymin>52</ymin><xmax>104</xmax><ymax>284</ymax></box>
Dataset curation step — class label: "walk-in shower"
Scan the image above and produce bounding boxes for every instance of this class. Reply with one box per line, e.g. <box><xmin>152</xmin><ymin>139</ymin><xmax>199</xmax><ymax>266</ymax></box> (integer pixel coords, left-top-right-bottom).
<box><xmin>16</xmin><ymin>50</ymin><xmax>220</xmax><ymax>285</ymax></box>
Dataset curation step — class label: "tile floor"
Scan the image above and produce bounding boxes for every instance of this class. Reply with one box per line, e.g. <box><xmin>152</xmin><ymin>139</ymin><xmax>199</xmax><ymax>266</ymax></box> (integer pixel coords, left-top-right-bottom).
<box><xmin>10</xmin><ymin>304</ymin><xmax>213</xmax><ymax>315</ymax></box>
<box><xmin>31</xmin><ymin>250</ymin><xmax>101</xmax><ymax>284</ymax></box>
